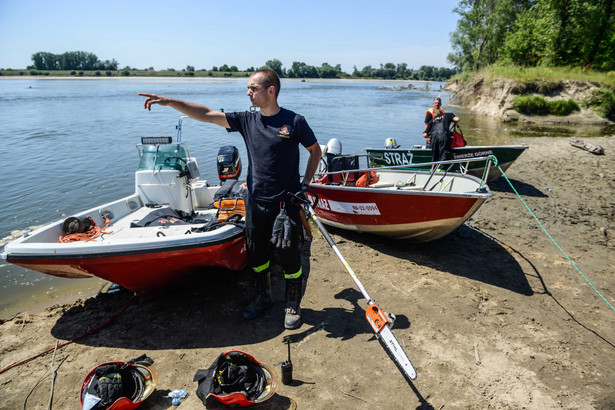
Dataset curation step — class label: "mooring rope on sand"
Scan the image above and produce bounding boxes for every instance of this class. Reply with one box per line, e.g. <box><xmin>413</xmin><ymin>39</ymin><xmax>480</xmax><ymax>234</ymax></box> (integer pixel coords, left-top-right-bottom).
<box><xmin>487</xmin><ymin>155</ymin><xmax>615</xmax><ymax>313</ymax></box>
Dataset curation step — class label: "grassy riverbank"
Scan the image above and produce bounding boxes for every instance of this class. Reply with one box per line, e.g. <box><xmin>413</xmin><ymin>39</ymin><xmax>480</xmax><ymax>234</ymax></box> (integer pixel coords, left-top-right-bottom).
<box><xmin>454</xmin><ymin>65</ymin><xmax>615</xmax><ymax>88</ymax></box>
<box><xmin>448</xmin><ymin>66</ymin><xmax>615</xmax><ymax>122</ymax></box>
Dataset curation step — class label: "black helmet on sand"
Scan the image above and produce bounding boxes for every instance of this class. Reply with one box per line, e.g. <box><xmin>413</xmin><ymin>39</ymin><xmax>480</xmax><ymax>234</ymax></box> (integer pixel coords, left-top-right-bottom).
<box><xmin>194</xmin><ymin>350</ymin><xmax>277</xmax><ymax>407</ymax></box>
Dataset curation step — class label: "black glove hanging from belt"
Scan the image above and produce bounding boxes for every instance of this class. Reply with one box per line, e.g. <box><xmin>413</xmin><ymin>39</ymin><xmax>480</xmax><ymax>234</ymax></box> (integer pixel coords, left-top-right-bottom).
<box><xmin>271</xmin><ymin>205</ymin><xmax>295</xmax><ymax>249</ymax></box>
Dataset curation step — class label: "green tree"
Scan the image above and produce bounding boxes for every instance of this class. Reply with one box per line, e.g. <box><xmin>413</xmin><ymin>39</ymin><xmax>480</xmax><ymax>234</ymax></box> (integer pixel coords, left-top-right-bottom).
<box><xmin>395</xmin><ymin>63</ymin><xmax>408</xmax><ymax>78</ymax></box>
<box><xmin>31</xmin><ymin>52</ymin><xmax>59</xmax><ymax>70</ymax></box>
<box><xmin>585</xmin><ymin>0</ymin><xmax>614</xmax><ymax>69</ymax></box>
<box><xmin>31</xmin><ymin>51</ymin><xmax>118</xmax><ymax>71</ymax></box>
<box><xmin>448</xmin><ymin>0</ymin><xmax>531</xmax><ymax>71</ymax></box>
<box><xmin>263</xmin><ymin>59</ymin><xmax>284</xmax><ymax>76</ymax></box>
<box><xmin>452</xmin><ymin>0</ymin><xmax>615</xmax><ymax>70</ymax></box>
<box><xmin>500</xmin><ymin>2</ymin><xmax>555</xmax><ymax>66</ymax></box>
<box><xmin>318</xmin><ymin>62</ymin><xmax>341</xmax><ymax>78</ymax></box>
<box><xmin>549</xmin><ymin>0</ymin><xmax>615</xmax><ymax>69</ymax></box>
<box><xmin>287</xmin><ymin>61</ymin><xmax>318</xmax><ymax>78</ymax></box>
<box><xmin>360</xmin><ymin>65</ymin><xmax>374</xmax><ymax>78</ymax></box>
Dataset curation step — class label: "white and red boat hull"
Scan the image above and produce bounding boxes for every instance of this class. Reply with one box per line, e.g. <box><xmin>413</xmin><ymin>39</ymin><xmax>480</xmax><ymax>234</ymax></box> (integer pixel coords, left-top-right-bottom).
<box><xmin>6</xmin><ymin>231</ymin><xmax>246</xmax><ymax>294</ymax></box>
<box><xmin>308</xmin><ymin>169</ymin><xmax>491</xmax><ymax>242</ymax></box>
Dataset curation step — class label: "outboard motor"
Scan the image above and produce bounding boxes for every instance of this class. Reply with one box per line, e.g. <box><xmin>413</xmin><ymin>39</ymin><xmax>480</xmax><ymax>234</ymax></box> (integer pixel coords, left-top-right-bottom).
<box><xmin>326</xmin><ymin>138</ymin><xmax>342</xmax><ymax>156</ymax></box>
<box><xmin>384</xmin><ymin>138</ymin><xmax>400</xmax><ymax>149</ymax></box>
<box><xmin>325</xmin><ymin>138</ymin><xmax>342</xmax><ymax>170</ymax></box>
<box><xmin>217</xmin><ymin>146</ymin><xmax>242</xmax><ymax>181</ymax></box>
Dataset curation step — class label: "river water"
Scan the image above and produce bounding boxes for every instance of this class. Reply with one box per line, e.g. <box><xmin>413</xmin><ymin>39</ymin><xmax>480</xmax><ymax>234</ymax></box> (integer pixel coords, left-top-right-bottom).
<box><xmin>0</xmin><ymin>77</ymin><xmax>612</xmax><ymax>319</ymax></box>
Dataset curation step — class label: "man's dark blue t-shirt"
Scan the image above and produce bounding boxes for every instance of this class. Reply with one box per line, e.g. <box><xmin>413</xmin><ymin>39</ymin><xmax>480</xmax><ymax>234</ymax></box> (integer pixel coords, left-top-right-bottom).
<box><xmin>226</xmin><ymin>108</ymin><xmax>317</xmax><ymax>202</ymax></box>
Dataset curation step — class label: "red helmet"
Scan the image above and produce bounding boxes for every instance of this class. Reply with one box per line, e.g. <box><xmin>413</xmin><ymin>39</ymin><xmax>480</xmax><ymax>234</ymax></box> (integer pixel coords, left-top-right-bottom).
<box><xmin>80</xmin><ymin>355</ymin><xmax>157</xmax><ymax>410</ymax></box>
<box><xmin>194</xmin><ymin>350</ymin><xmax>277</xmax><ymax>407</ymax></box>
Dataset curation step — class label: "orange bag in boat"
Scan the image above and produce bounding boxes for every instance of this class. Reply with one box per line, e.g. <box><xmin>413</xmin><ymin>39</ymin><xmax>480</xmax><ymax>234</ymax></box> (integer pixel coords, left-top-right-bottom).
<box><xmin>356</xmin><ymin>171</ymin><xmax>379</xmax><ymax>187</ymax></box>
<box><xmin>215</xmin><ymin>199</ymin><xmax>246</xmax><ymax>221</ymax></box>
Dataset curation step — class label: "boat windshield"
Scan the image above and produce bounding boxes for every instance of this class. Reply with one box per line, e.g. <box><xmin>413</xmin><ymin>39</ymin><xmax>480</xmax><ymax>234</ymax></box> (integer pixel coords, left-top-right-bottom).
<box><xmin>137</xmin><ymin>144</ymin><xmax>189</xmax><ymax>171</ymax></box>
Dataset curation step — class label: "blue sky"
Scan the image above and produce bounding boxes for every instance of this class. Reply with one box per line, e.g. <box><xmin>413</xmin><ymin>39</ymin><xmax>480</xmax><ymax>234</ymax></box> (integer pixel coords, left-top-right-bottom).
<box><xmin>0</xmin><ymin>0</ymin><xmax>461</xmax><ymax>72</ymax></box>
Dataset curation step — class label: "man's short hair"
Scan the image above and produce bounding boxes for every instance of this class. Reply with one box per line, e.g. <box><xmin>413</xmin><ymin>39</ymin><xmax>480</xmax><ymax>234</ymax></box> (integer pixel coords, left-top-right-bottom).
<box><xmin>433</xmin><ymin>97</ymin><xmax>442</xmax><ymax>103</ymax></box>
<box><xmin>254</xmin><ymin>69</ymin><xmax>280</xmax><ymax>97</ymax></box>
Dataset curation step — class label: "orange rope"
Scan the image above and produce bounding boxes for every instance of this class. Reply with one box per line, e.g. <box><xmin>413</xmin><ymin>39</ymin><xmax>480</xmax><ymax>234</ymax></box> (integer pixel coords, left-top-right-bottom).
<box><xmin>0</xmin><ymin>294</ymin><xmax>138</xmax><ymax>375</ymax></box>
<box><xmin>59</xmin><ymin>215</ymin><xmax>112</xmax><ymax>243</ymax></box>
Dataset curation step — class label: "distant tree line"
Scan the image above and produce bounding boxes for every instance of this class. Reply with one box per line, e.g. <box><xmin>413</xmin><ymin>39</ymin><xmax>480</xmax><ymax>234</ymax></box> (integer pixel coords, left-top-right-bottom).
<box><xmin>28</xmin><ymin>51</ymin><xmax>457</xmax><ymax>81</ymax></box>
<box><xmin>448</xmin><ymin>0</ymin><xmax>615</xmax><ymax>71</ymax></box>
<box><xmin>30</xmin><ymin>51</ymin><xmax>119</xmax><ymax>71</ymax></box>
<box><xmin>256</xmin><ymin>59</ymin><xmax>457</xmax><ymax>80</ymax></box>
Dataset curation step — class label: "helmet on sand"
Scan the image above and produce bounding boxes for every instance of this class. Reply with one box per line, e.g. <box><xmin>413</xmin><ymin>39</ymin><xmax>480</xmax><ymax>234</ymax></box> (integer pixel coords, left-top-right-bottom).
<box><xmin>384</xmin><ymin>138</ymin><xmax>400</xmax><ymax>149</ymax></box>
<box><xmin>194</xmin><ymin>350</ymin><xmax>277</xmax><ymax>407</ymax></box>
<box><xmin>80</xmin><ymin>355</ymin><xmax>157</xmax><ymax>410</ymax></box>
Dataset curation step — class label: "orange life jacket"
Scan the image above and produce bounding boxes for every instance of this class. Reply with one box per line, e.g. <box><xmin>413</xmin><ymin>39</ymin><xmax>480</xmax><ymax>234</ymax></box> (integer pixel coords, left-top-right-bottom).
<box><xmin>425</xmin><ymin>107</ymin><xmax>445</xmax><ymax>117</ymax></box>
<box><xmin>214</xmin><ymin>199</ymin><xmax>246</xmax><ymax>221</ymax></box>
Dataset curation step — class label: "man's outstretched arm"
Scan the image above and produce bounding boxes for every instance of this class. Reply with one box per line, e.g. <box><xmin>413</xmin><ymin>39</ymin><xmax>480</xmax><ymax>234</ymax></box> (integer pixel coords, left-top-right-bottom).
<box><xmin>138</xmin><ymin>93</ymin><xmax>230</xmax><ymax>128</ymax></box>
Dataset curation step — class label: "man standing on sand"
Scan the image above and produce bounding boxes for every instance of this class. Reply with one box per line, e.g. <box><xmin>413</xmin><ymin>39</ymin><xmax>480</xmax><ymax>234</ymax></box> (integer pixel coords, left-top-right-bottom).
<box><xmin>139</xmin><ymin>69</ymin><xmax>321</xmax><ymax>330</ymax></box>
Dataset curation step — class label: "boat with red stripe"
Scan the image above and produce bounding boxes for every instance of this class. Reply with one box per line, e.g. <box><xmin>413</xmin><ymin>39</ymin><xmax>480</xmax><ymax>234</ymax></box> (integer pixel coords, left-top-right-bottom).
<box><xmin>1</xmin><ymin>117</ymin><xmax>248</xmax><ymax>294</ymax></box>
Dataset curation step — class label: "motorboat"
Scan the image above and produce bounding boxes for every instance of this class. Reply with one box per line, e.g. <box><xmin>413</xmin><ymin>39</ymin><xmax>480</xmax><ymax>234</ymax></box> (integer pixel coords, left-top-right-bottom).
<box><xmin>1</xmin><ymin>117</ymin><xmax>247</xmax><ymax>294</ymax></box>
<box><xmin>366</xmin><ymin>142</ymin><xmax>528</xmax><ymax>182</ymax></box>
<box><xmin>307</xmin><ymin>145</ymin><xmax>493</xmax><ymax>242</ymax></box>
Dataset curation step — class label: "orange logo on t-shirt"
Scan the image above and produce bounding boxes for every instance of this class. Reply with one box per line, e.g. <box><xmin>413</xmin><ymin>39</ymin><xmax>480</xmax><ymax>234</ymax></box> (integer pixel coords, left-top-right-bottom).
<box><xmin>277</xmin><ymin>125</ymin><xmax>290</xmax><ymax>138</ymax></box>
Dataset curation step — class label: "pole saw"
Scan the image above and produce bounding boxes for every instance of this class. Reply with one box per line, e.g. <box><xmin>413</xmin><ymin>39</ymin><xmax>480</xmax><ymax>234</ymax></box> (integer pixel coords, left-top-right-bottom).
<box><xmin>289</xmin><ymin>189</ymin><xmax>417</xmax><ymax>381</ymax></box>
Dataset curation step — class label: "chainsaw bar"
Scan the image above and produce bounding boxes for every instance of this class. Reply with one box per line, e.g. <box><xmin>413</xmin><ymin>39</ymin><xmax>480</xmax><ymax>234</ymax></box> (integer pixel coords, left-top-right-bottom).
<box><xmin>378</xmin><ymin>324</ymin><xmax>417</xmax><ymax>380</ymax></box>
<box><xmin>366</xmin><ymin>303</ymin><xmax>416</xmax><ymax>380</ymax></box>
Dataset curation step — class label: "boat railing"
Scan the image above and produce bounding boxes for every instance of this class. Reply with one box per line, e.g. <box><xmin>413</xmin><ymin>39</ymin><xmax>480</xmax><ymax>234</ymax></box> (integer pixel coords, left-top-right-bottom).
<box><xmin>315</xmin><ymin>155</ymin><xmax>494</xmax><ymax>191</ymax></box>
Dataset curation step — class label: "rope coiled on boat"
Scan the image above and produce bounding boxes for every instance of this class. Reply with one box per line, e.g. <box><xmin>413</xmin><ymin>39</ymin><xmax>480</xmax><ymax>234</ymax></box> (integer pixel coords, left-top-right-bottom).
<box><xmin>59</xmin><ymin>215</ymin><xmax>112</xmax><ymax>243</ymax></box>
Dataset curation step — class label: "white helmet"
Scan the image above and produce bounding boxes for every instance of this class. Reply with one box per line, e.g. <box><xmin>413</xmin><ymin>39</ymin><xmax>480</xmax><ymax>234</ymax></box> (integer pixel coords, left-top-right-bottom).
<box><xmin>385</xmin><ymin>138</ymin><xmax>400</xmax><ymax>149</ymax></box>
<box><xmin>326</xmin><ymin>138</ymin><xmax>342</xmax><ymax>155</ymax></box>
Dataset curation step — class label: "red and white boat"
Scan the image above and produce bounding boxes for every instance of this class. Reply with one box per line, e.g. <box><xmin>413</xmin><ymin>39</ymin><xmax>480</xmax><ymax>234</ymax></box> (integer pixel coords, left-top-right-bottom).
<box><xmin>307</xmin><ymin>155</ymin><xmax>493</xmax><ymax>242</ymax></box>
<box><xmin>1</xmin><ymin>118</ymin><xmax>247</xmax><ymax>294</ymax></box>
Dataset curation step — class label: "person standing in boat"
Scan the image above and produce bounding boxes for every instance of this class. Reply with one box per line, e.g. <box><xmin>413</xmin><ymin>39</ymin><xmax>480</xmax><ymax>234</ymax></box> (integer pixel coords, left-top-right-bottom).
<box><xmin>423</xmin><ymin>109</ymin><xmax>460</xmax><ymax>166</ymax></box>
<box><xmin>138</xmin><ymin>69</ymin><xmax>321</xmax><ymax>330</ymax></box>
<box><xmin>424</xmin><ymin>97</ymin><xmax>445</xmax><ymax>132</ymax></box>
<box><xmin>424</xmin><ymin>97</ymin><xmax>445</xmax><ymax>148</ymax></box>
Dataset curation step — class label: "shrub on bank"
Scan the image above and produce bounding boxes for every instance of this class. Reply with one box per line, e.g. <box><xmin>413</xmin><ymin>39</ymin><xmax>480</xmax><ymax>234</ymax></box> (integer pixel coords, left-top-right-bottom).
<box><xmin>586</xmin><ymin>88</ymin><xmax>615</xmax><ymax>120</ymax></box>
<box><xmin>513</xmin><ymin>95</ymin><xmax>580</xmax><ymax>116</ymax></box>
<box><xmin>549</xmin><ymin>99</ymin><xmax>580</xmax><ymax>116</ymax></box>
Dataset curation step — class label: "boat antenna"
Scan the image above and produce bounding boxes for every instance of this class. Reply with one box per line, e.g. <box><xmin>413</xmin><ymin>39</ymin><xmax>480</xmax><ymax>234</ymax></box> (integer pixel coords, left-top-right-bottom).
<box><xmin>176</xmin><ymin>116</ymin><xmax>189</xmax><ymax>143</ymax></box>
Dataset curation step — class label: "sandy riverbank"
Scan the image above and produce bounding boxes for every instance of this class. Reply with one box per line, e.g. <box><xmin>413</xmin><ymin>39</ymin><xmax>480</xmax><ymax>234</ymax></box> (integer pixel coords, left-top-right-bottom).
<box><xmin>1</xmin><ymin>136</ymin><xmax>614</xmax><ymax>409</ymax></box>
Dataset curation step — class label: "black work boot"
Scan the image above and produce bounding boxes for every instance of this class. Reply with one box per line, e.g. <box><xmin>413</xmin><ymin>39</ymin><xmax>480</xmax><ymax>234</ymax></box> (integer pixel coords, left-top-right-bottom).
<box><xmin>284</xmin><ymin>278</ymin><xmax>303</xmax><ymax>329</ymax></box>
<box><xmin>242</xmin><ymin>272</ymin><xmax>273</xmax><ymax>320</ymax></box>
